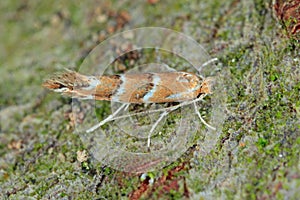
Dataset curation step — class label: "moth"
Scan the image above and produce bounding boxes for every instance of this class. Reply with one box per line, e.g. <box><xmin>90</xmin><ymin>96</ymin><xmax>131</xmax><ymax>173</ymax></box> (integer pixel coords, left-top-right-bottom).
<box><xmin>43</xmin><ymin>70</ymin><xmax>212</xmax><ymax>103</ymax></box>
<box><xmin>43</xmin><ymin>66</ymin><xmax>216</xmax><ymax>149</ymax></box>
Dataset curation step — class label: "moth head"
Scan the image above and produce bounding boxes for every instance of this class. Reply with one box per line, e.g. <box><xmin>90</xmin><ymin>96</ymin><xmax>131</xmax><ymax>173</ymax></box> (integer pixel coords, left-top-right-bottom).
<box><xmin>199</xmin><ymin>77</ymin><xmax>214</xmax><ymax>94</ymax></box>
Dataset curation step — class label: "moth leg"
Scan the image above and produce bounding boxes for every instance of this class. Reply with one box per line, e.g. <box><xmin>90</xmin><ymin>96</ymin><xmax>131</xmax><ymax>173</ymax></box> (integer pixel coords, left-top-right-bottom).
<box><xmin>147</xmin><ymin>110</ymin><xmax>170</xmax><ymax>150</ymax></box>
<box><xmin>103</xmin><ymin>94</ymin><xmax>207</xmax><ymax>122</ymax></box>
<box><xmin>146</xmin><ymin>96</ymin><xmax>209</xmax><ymax>150</ymax></box>
<box><xmin>193</xmin><ymin>102</ymin><xmax>216</xmax><ymax>130</ymax></box>
<box><xmin>86</xmin><ymin>103</ymin><xmax>129</xmax><ymax>133</ymax></box>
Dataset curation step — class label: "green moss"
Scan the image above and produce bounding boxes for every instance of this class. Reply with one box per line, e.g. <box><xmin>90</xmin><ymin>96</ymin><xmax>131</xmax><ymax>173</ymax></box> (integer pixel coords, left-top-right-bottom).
<box><xmin>257</xmin><ymin>137</ymin><xmax>268</xmax><ymax>148</ymax></box>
